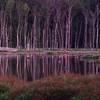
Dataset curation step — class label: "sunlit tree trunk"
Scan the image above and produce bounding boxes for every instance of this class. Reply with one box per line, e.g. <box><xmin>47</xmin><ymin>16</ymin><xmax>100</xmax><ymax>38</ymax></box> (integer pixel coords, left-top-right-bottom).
<box><xmin>17</xmin><ymin>15</ymin><xmax>21</xmax><ymax>49</ymax></box>
<box><xmin>84</xmin><ymin>16</ymin><xmax>88</xmax><ymax>48</ymax></box>
<box><xmin>31</xmin><ymin>15</ymin><xmax>37</xmax><ymax>49</ymax></box>
<box><xmin>92</xmin><ymin>18</ymin><xmax>96</xmax><ymax>48</ymax></box>
<box><xmin>5</xmin><ymin>22</ymin><xmax>8</xmax><ymax>47</ymax></box>
<box><xmin>2</xmin><ymin>11</ymin><xmax>6</xmax><ymax>47</ymax></box>
<box><xmin>24</xmin><ymin>16</ymin><xmax>28</xmax><ymax>49</ymax></box>
<box><xmin>67</xmin><ymin>8</ymin><xmax>72</xmax><ymax>48</ymax></box>
<box><xmin>66</xmin><ymin>7</ymin><xmax>72</xmax><ymax>49</ymax></box>
<box><xmin>54</xmin><ymin>22</ymin><xmax>58</xmax><ymax>48</ymax></box>
<box><xmin>96</xmin><ymin>5</ymin><xmax>99</xmax><ymax>49</ymax></box>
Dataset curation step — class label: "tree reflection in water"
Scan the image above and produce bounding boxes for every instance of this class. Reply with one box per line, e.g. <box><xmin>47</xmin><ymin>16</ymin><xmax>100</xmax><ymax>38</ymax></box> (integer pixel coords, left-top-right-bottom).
<box><xmin>0</xmin><ymin>54</ymin><xmax>99</xmax><ymax>81</ymax></box>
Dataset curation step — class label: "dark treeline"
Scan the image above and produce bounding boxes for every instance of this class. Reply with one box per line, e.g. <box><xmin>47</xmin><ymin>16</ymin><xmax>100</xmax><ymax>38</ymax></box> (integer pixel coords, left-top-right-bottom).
<box><xmin>0</xmin><ymin>0</ymin><xmax>100</xmax><ymax>49</ymax></box>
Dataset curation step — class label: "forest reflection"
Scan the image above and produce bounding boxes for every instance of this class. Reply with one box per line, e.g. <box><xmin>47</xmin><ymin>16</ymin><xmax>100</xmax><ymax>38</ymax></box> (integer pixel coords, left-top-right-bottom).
<box><xmin>0</xmin><ymin>54</ymin><xmax>99</xmax><ymax>81</ymax></box>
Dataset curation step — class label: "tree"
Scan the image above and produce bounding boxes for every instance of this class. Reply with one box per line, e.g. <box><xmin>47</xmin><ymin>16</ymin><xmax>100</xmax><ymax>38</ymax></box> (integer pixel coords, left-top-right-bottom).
<box><xmin>16</xmin><ymin>0</ymin><xmax>29</xmax><ymax>49</ymax></box>
<box><xmin>5</xmin><ymin>0</ymin><xmax>15</xmax><ymax>47</ymax></box>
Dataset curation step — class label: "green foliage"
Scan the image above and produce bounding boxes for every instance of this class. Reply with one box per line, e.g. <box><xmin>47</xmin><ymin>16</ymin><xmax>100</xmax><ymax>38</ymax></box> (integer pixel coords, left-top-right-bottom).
<box><xmin>0</xmin><ymin>85</ymin><xmax>10</xmax><ymax>100</ymax></box>
<box><xmin>89</xmin><ymin>96</ymin><xmax>100</xmax><ymax>100</ymax></box>
<box><xmin>72</xmin><ymin>96</ymin><xmax>83</xmax><ymax>100</ymax></box>
<box><xmin>0</xmin><ymin>85</ymin><xmax>9</xmax><ymax>94</ymax></box>
<box><xmin>51</xmin><ymin>89</ymin><xmax>75</xmax><ymax>99</ymax></box>
<box><xmin>76</xmin><ymin>0</ymin><xmax>91</xmax><ymax>9</ymax></box>
<box><xmin>82</xmin><ymin>55</ymin><xmax>100</xmax><ymax>60</ymax></box>
<box><xmin>16</xmin><ymin>0</ymin><xmax>29</xmax><ymax>16</ymax></box>
<box><xmin>72</xmin><ymin>96</ymin><xmax>100</xmax><ymax>100</ymax></box>
<box><xmin>64</xmin><ymin>0</ymin><xmax>79</xmax><ymax>7</ymax></box>
<box><xmin>16</xmin><ymin>1</ymin><xmax>25</xmax><ymax>15</ymax></box>
<box><xmin>23</xmin><ymin>3</ymin><xmax>30</xmax><ymax>16</ymax></box>
<box><xmin>0</xmin><ymin>93</ymin><xmax>10</xmax><ymax>100</ymax></box>
<box><xmin>15</xmin><ymin>89</ymin><xmax>34</xmax><ymax>100</ymax></box>
<box><xmin>0</xmin><ymin>0</ymin><xmax>8</xmax><ymax>8</ymax></box>
<box><xmin>5</xmin><ymin>0</ymin><xmax>15</xmax><ymax>13</ymax></box>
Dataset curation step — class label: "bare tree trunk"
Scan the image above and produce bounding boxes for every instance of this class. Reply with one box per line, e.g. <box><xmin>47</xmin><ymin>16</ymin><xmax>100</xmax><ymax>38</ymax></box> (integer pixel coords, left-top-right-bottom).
<box><xmin>42</xmin><ymin>27</ymin><xmax>45</xmax><ymax>49</ymax></box>
<box><xmin>2</xmin><ymin>11</ymin><xmax>6</xmax><ymax>47</ymax></box>
<box><xmin>17</xmin><ymin>15</ymin><xmax>21</xmax><ymax>49</ymax></box>
<box><xmin>55</xmin><ymin>22</ymin><xmax>58</xmax><ymax>48</ymax></box>
<box><xmin>92</xmin><ymin>18</ymin><xmax>96</xmax><ymax>48</ymax></box>
<box><xmin>9</xmin><ymin>13</ymin><xmax>12</xmax><ymax>47</ymax></box>
<box><xmin>75</xmin><ymin>23</ymin><xmax>78</xmax><ymax>48</ymax></box>
<box><xmin>24</xmin><ymin>16</ymin><xmax>28</xmax><ymax>49</ymax></box>
<box><xmin>84</xmin><ymin>16</ymin><xmax>88</xmax><ymax>48</ymax></box>
<box><xmin>5</xmin><ymin>22</ymin><xmax>8</xmax><ymax>47</ymax></box>
<box><xmin>67</xmin><ymin>8</ymin><xmax>71</xmax><ymax>48</ymax></box>
<box><xmin>77</xmin><ymin>21</ymin><xmax>82</xmax><ymax>48</ymax></box>
<box><xmin>88</xmin><ymin>20</ymin><xmax>92</xmax><ymax>48</ymax></box>
<box><xmin>33</xmin><ymin>15</ymin><xmax>37</xmax><ymax>49</ymax></box>
<box><xmin>66</xmin><ymin>7</ymin><xmax>72</xmax><ymax>49</ymax></box>
<box><xmin>96</xmin><ymin>5</ymin><xmax>99</xmax><ymax>49</ymax></box>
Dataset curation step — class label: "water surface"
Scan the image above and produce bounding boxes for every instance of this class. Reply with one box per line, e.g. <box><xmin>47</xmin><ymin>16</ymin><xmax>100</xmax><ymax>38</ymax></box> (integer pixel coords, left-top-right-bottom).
<box><xmin>0</xmin><ymin>54</ymin><xmax>99</xmax><ymax>81</ymax></box>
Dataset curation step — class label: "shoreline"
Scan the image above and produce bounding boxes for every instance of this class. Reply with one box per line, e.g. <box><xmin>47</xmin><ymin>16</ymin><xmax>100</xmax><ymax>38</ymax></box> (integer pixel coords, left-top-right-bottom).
<box><xmin>0</xmin><ymin>48</ymin><xmax>100</xmax><ymax>55</ymax></box>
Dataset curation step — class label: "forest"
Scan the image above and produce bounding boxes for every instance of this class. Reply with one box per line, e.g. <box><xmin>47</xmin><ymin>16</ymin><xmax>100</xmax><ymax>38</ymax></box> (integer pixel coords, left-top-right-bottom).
<box><xmin>0</xmin><ymin>1</ymin><xmax>100</xmax><ymax>100</ymax></box>
<box><xmin>0</xmin><ymin>0</ymin><xmax>100</xmax><ymax>49</ymax></box>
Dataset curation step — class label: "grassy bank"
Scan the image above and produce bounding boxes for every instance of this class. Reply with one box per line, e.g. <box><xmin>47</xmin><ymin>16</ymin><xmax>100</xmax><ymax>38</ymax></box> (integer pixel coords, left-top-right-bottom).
<box><xmin>0</xmin><ymin>74</ymin><xmax>100</xmax><ymax>100</ymax></box>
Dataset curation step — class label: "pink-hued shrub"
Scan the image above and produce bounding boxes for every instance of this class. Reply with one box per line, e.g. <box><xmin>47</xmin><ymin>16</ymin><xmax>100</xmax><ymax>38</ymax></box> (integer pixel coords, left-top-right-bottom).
<box><xmin>0</xmin><ymin>74</ymin><xmax>100</xmax><ymax>100</ymax></box>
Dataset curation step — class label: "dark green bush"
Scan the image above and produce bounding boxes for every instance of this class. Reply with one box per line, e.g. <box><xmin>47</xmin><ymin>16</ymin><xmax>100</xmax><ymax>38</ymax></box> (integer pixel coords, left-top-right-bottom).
<box><xmin>0</xmin><ymin>85</ymin><xmax>10</xmax><ymax>100</ymax></box>
<box><xmin>71</xmin><ymin>96</ymin><xmax>83</xmax><ymax>100</ymax></box>
<box><xmin>89</xmin><ymin>96</ymin><xmax>100</xmax><ymax>100</ymax></box>
<box><xmin>71</xmin><ymin>96</ymin><xmax>100</xmax><ymax>100</ymax></box>
<box><xmin>0</xmin><ymin>93</ymin><xmax>10</xmax><ymax>100</ymax></box>
<box><xmin>83</xmin><ymin>55</ymin><xmax>100</xmax><ymax>60</ymax></box>
<box><xmin>38</xmin><ymin>89</ymin><xmax>75</xmax><ymax>100</ymax></box>
<box><xmin>15</xmin><ymin>89</ymin><xmax>34</xmax><ymax>100</ymax></box>
<box><xmin>0</xmin><ymin>85</ymin><xmax>9</xmax><ymax>94</ymax></box>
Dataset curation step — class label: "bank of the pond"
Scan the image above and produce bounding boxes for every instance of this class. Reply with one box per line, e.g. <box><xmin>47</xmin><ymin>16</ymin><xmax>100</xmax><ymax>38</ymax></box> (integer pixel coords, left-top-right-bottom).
<box><xmin>0</xmin><ymin>48</ymin><xmax>100</xmax><ymax>55</ymax></box>
<box><xmin>0</xmin><ymin>74</ymin><xmax>100</xmax><ymax>100</ymax></box>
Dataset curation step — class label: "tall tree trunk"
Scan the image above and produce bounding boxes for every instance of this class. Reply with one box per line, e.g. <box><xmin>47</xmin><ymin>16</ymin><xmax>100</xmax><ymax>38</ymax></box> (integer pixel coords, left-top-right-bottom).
<box><xmin>92</xmin><ymin>18</ymin><xmax>96</xmax><ymax>48</ymax></box>
<box><xmin>17</xmin><ymin>15</ymin><xmax>21</xmax><ymax>49</ymax></box>
<box><xmin>67</xmin><ymin>8</ymin><xmax>71</xmax><ymax>48</ymax></box>
<box><xmin>66</xmin><ymin>7</ymin><xmax>72</xmax><ymax>49</ymax></box>
<box><xmin>77</xmin><ymin>21</ymin><xmax>82</xmax><ymax>48</ymax></box>
<box><xmin>24</xmin><ymin>16</ymin><xmax>28</xmax><ymax>49</ymax></box>
<box><xmin>55</xmin><ymin>22</ymin><xmax>58</xmax><ymax>48</ymax></box>
<box><xmin>33</xmin><ymin>15</ymin><xmax>37</xmax><ymax>49</ymax></box>
<box><xmin>96</xmin><ymin>5</ymin><xmax>99</xmax><ymax>49</ymax></box>
<box><xmin>45</xmin><ymin>17</ymin><xmax>49</xmax><ymax>49</ymax></box>
<box><xmin>84</xmin><ymin>16</ymin><xmax>88</xmax><ymax>48</ymax></box>
<box><xmin>2</xmin><ymin>11</ymin><xmax>6</xmax><ymax>47</ymax></box>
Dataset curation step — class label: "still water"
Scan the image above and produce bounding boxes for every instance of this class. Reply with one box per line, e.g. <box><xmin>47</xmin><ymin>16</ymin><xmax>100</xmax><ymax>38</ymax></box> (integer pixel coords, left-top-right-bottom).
<box><xmin>0</xmin><ymin>54</ymin><xmax>99</xmax><ymax>81</ymax></box>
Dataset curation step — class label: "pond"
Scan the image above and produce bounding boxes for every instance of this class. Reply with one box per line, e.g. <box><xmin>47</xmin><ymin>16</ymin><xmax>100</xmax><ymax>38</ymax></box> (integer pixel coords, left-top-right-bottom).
<box><xmin>0</xmin><ymin>54</ymin><xmax>99</xmax><ymax>81</ymax></box>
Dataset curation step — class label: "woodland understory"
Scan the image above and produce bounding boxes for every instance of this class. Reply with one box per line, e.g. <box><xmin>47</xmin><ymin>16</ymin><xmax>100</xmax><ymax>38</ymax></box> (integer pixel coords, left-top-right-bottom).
<box><xmin>0</xmin><ymin>0</ymin><xmax>100</xmax><ymax>49</ymax></box>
